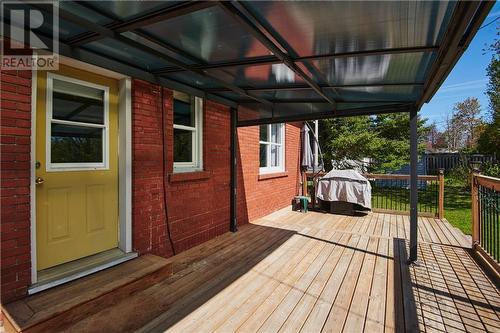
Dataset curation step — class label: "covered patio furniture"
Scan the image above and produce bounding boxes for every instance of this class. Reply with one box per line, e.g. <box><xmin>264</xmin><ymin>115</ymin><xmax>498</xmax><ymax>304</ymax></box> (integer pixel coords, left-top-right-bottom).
<box><xmin>316</xmin><ymin>169</ymin><xmax>372</xmax><ymax>215</ymax></box>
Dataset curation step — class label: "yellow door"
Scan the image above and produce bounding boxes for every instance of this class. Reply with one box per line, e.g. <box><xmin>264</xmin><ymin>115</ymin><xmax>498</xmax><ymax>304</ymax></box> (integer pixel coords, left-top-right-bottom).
<box><xmin>35</xmin><ymin>65</ymin><xmax>119</xmax><ymax>270</ymax></box>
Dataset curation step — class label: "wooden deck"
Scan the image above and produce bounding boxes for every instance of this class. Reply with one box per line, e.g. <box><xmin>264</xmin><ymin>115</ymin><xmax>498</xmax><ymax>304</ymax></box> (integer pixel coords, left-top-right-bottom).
<box><xmin>4</xmin><ymin>210</ymin><xmax>499</xmax><ymax>333</ymax></box>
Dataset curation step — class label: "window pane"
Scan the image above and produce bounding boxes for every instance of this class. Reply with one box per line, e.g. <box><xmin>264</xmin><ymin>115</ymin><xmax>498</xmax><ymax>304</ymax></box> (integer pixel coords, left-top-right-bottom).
<box><xmin>259</xmin><ymin>124</ymin><xmax>268</xmax><ymax>142</ymax></box>
<box><xmin>260</xmin><ymin>143</ymin><xmax>267</xmax><ymax>167</ymax></box>
<box><xmin>52</xmin><ymin>79</ymin><xmax>104</xmax><ymax>124</ymax></box>
<box><xmin>270</xmin><ymin>124</ymin><xmax>282</xmax><ymax>144</ymax></box>
<box><xmin>51</xmin><ymin>124</ymin><xmax>103</xmax><ymax>163</ymax></box>
<box><xmin>271</xmin><ymin>145</ymin><xmax>279</xmax><ymax>167</ymax></box>
<box><xmin>174</xmin><ymin>98</ymin><xmax>195</xmax><ymax>127</ymax></box>
<box><xmin>174</xmin><ymin>128</ymin><xmax>193</xmax><ymax>162</ymax></box>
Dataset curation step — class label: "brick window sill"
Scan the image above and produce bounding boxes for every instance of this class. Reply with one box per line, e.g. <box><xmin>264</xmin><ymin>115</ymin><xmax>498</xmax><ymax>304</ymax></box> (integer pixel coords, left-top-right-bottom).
<box><xmin>258</xmin><ymin>171</ymin><xmax>288</xmax><ymax>181</ymax></box>
<box><xmin>169</xmin><ymin>171</ymin><xmax>211</xmax><ymax>183</ymax></box>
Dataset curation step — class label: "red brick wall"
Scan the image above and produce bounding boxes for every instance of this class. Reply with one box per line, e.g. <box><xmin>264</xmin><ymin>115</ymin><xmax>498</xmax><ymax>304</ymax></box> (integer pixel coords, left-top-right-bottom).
<box><xmin>1</xmin><ymin>69</ymin><xmax>32</xmax><ymax>303</ymax></box>
<box><xmin>131</xmin><ymin>79</ymin><xmax>301</xmax><ymax>255</ymax></box>
<box><xmin>132</xmin><ymin>80</ymin><xmax>233</xmax><ymax>255</ymax></box>
<box><xmin>131</xmin><ymin>81</ymin><xmax>174</xmax><ymax>257</ymax></box>
<box><xmin>237</xmin><ymin>124</ymin><xmax>302</xmax><ymax>224</ymax></box>
<box><xmin>165</xmin><ymin>98</ymin><xmax>231</xmax><ymax>252</ymax></box>
<box><xmin>0</xmin><ymin>74</ymin><xmax>302</xmax><ymax>303</ymax></box>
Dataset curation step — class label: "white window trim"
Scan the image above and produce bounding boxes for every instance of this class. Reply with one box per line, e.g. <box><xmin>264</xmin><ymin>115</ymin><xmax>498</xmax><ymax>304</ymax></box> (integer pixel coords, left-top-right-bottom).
<box><xmin>45</xmin><ymin>73</ymin><xmax>110</xmax><ymax>172</ymax></box>
<box><xmin>259</xmin><ymin>123</ymin><xmax>285</xmax><ymax>174</ymax></box>
<box><xmin>173</xmin><ymin>96</ymin><xmax>203</xmax><ymax>173</ymax></box>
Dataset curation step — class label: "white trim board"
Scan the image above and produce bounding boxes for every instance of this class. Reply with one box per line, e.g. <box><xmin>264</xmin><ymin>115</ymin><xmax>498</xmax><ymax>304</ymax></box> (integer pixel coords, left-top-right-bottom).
<box><xmin>118</xmin><ymin>77</ymin><xmax>132</xmax><ymax>253</ymax></box>
<box><xmin>28</xmin><ymin>251</ymin><xmax>137</xmax><ymax>295</ymax></box>
<box><xmin>173</xmin><ymin>96</ymin><xmax>204</xmax><ymax>173</ymax></box>
<box><xmin>30</xmin><ymin>67</ymin><xmax>38</xmax><ymax>284</ymax></box>
<box><xmin>259</xmin><ymin>123</ymin><xmax>286</xmax><ymax>175</ymax></box>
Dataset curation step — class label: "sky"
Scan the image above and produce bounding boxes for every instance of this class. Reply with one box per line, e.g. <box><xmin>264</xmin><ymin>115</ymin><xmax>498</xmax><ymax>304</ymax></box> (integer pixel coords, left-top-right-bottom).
<box><xmin>420</xmin><ymin>2</ymin><xmax>500</xmax><ymax>129</ymax></box>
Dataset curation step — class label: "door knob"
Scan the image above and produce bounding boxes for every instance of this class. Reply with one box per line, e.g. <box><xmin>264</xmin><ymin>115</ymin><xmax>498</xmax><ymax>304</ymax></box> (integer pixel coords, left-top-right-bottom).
<box><xmin>35</xmin><ymin>177</ymin><xmax>45</xmax><ymax>185</ymax></box>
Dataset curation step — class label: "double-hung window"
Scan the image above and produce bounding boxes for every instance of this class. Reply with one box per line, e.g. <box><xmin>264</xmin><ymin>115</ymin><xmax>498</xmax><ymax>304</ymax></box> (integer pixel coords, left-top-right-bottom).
<box><xmin>259</xmin><ymin>123</ymin><xmax>285</xmax><ymax>174</ymax></box>
<box><xmin>47</xmin><ymin>73</ymin><xmax>109</xmax><ymax>171</ymax></box>
<box><xmin>173</xmin><ymin>91</ymin><xmax>203</xmax><ymax>172</ymax></box>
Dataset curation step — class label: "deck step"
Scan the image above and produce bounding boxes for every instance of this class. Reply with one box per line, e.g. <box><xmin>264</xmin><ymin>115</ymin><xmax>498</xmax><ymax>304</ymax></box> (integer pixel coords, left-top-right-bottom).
<box><xmin>1</xmin><ymin>254</ymin><xmax>172</xmax><ymax>333</ymax></box>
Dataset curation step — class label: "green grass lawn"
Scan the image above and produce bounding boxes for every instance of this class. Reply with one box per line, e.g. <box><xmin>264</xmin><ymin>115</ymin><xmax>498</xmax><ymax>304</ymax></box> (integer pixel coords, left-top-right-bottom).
<box><xmin>370</xmin><ymin>185</ymin><xmax>472</xmax><ymax>235</ymax></box>
<box><xmin>443</xmin><ymin>186</ymin><xmax>472</xmax><ymax>235</ymax></box>
<box><xmin>310</xmin><ymin>181</ymin><xmax>473</xmax><ymax>235</ymax></box>
<box><xmin>371</xmin><ymin>185</ymin><xmax>439</xmax><ymax>216</ymax></box>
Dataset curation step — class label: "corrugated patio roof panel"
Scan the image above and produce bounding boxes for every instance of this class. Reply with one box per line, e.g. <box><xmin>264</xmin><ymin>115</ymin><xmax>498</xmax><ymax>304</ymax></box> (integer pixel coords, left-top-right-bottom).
<box><xmin>302</xmin><ymin>52</ymin><xmax>436</xmax><ymax>86</ymax></box>
<box><xmin>165</xmin><ymin>71</ymin><xmax>224</xmax><ymax>89</ymax></box>
<box><xmin>83</xmin><ymin>38</ymin><xmax>175</xmax><ymax>72</ymax></box>
<box><xmin>246</xmin><ymin>90</ymin><xmax>332</xmax><ymax>104</ymax></box>
<box><xmin>140</xmin><ymin>5</ymin><xmax>272</xmax><ymax>63</ymax></box>
<box><xmin>120</xmin><ymin>31</ymin><xmax>198</xmax><ymax>65</ymax></box>
<box><xmin>250</xmin><ymin>89</ymin><xmax>326</xmax><ymax>102</ymax></box>
<box><xmin>202</xmin><ymin>63</ymin><xmax>309</xmax><ymax>88</ymax></box>
<box><xmin>59</xmin><ymin>2</ymin><xmax>114</xmax><ymax>27</ymax></box>
<box><xmin>336</xmin><ymin>102</ymin><xmax>405</xmax><ymax>111</ymax></box>
<box><xmin>332</xmin><ymin>86</ymin><xmax>424</xmax><ymax>103</ymax></box>
<box><xmin>237</xmin><ymin>100</ymin><xmax>416</xmax><ymax>125</ymax></box>
<box><xmin>13</xmin><ymin>0</ymin><xmax>492</xmax><ymax>125</ymax></box>
<box><xmin>243</xmin><ymin>1</ymin><xmax>456</xmax><ymax>57</ymax></box>
<box><xmin>84</xmin><ymin>1</ymin><xmax>184</xmax><ymax>22</ymax></box>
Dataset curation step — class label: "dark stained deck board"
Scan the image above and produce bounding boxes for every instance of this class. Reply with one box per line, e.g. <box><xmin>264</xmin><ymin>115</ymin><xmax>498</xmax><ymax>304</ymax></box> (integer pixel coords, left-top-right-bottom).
<box><xmin>1</xmin><ymin>254</ymin><xmax>172</xmax><ymax>332</ymax></box>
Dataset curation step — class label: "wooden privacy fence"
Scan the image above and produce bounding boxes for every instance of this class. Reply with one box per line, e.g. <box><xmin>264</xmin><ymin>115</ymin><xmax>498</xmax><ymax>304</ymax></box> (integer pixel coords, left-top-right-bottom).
<box><xmin>304</xmin><ymin>171</ymin><xmax>445</xmax><ymax>218</ymax></box>
<box><xmin>471</xmin><ymin>173</ymin><xmax>500</xmax><ymax>275</ymax></box>
<box><xmin>425</xmin><ymin>153</ymin><xmax>497</xmax><ymax>174</ymax></box>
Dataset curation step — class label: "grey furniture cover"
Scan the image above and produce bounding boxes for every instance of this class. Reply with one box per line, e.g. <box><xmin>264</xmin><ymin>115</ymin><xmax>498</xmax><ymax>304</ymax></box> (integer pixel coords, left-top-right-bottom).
<box><xmin>316</xmin><ymin>169</ymin><xmax>372</xmax><ymax>209</ymax></box>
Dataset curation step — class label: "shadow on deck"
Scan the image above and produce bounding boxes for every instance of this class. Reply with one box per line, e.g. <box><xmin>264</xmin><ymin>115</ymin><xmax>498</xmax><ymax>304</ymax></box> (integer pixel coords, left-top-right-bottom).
<box><xmin>2</xmin><ymin>210</ymin><xmax>498</xmax><ymax>333</ymax></box>
<box><xmin>396</xmin><ymin>239</ymin><xmax>499</xmax><ymax>333</ymax></box>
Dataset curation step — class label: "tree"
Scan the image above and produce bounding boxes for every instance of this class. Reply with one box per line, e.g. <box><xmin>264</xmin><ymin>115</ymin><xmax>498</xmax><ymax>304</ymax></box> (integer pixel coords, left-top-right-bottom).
<box><xmin>320</xmin><ymin>113</ymin><xmax>429</xmax><ymax>173</ymax></box>
<box><xmin>485</xmin><ymin>29</ymin><xmax>499</xmax><ymax>118</ymax></box>
<box><xmin>451</xmin><ymin>97</ymin><xmax>483</xmax><ymax>150</ymax></box>
<box><xmin>373</xmin><ymin>113</ymin><xmax>429</xmax><ymax>170</ymax></box>
<box><xmin>320</xmin><ymin>116</ymin><xmax>378</xmax><ymax>170</ymax></box>
<box><xmin>442</xmin><ymin>113</ymin><xmax>461</xmax><ymax>151</ymax></box>
<box><xmin>425</xmin><ymin>121</ymin><xmax>447</xmax><ymax>151</ymax></box>
<box><xmin>477</xmin><ymin>28</ymin><xmax>500</xmax><ymax>156</ymax></box>
<box><xmin>426</xmin><ymin>122</ymin><xmax>439</xmax><ymax>147</ymax></box>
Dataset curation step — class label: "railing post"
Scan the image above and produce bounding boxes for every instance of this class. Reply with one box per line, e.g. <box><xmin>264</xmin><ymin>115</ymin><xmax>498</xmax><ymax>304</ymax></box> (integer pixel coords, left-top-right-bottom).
<box><xmin>471</xmin><ymin>169</ymin><xmax>480</xmax><ymax>247</ymax></box>
<box><xmin>438</xmin><ymin>168</ymin><xmax>444</xmax><ymax>219</ymax></box>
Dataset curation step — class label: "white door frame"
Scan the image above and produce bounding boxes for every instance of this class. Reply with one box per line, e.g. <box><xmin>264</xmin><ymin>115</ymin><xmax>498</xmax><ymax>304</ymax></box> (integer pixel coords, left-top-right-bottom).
<box><xmin>30</xmin><ymin>57</ymin><xmax>133</xmax><ymax>284</ymax></box>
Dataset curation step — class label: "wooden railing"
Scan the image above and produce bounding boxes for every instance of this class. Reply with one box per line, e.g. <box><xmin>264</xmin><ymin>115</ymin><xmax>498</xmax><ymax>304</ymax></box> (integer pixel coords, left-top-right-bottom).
<box><xmin>305</xmin><ymin>171</ymin><xmax>444</xmax><ymax>218</ymax></box>
<box><xmin>471</xmin><ymin>173</ymin><xmax>500</xmax><ymax>275</ymax></box>
<box><xmin>363</xmin><ymin>173</ymin><xmax>444</xmax><ymax>218</ymax></box>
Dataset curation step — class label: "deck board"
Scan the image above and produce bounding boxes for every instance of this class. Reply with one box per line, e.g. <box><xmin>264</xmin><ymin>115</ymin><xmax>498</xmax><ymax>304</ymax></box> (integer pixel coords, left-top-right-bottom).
<box><xmin>5</xmin><ymin>210</ymin><xmax>498</xmax><ymax>333</ymax></box>
<box><xmin>342</xmin><ymin>236</ymin><xmax>379</xmax><ymax>332</ymax></box>
<box><xmin>364</xmin><ymin>237</ymin><xmax>388</xmax><ymax>333</ymax></box>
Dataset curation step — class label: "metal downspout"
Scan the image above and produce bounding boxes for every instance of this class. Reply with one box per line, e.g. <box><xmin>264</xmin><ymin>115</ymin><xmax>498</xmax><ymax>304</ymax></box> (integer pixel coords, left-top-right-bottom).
<box><xmin>230</xmin><ymin>107</ymin><xmax>238</xmax><ymax>232</ymax></box>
